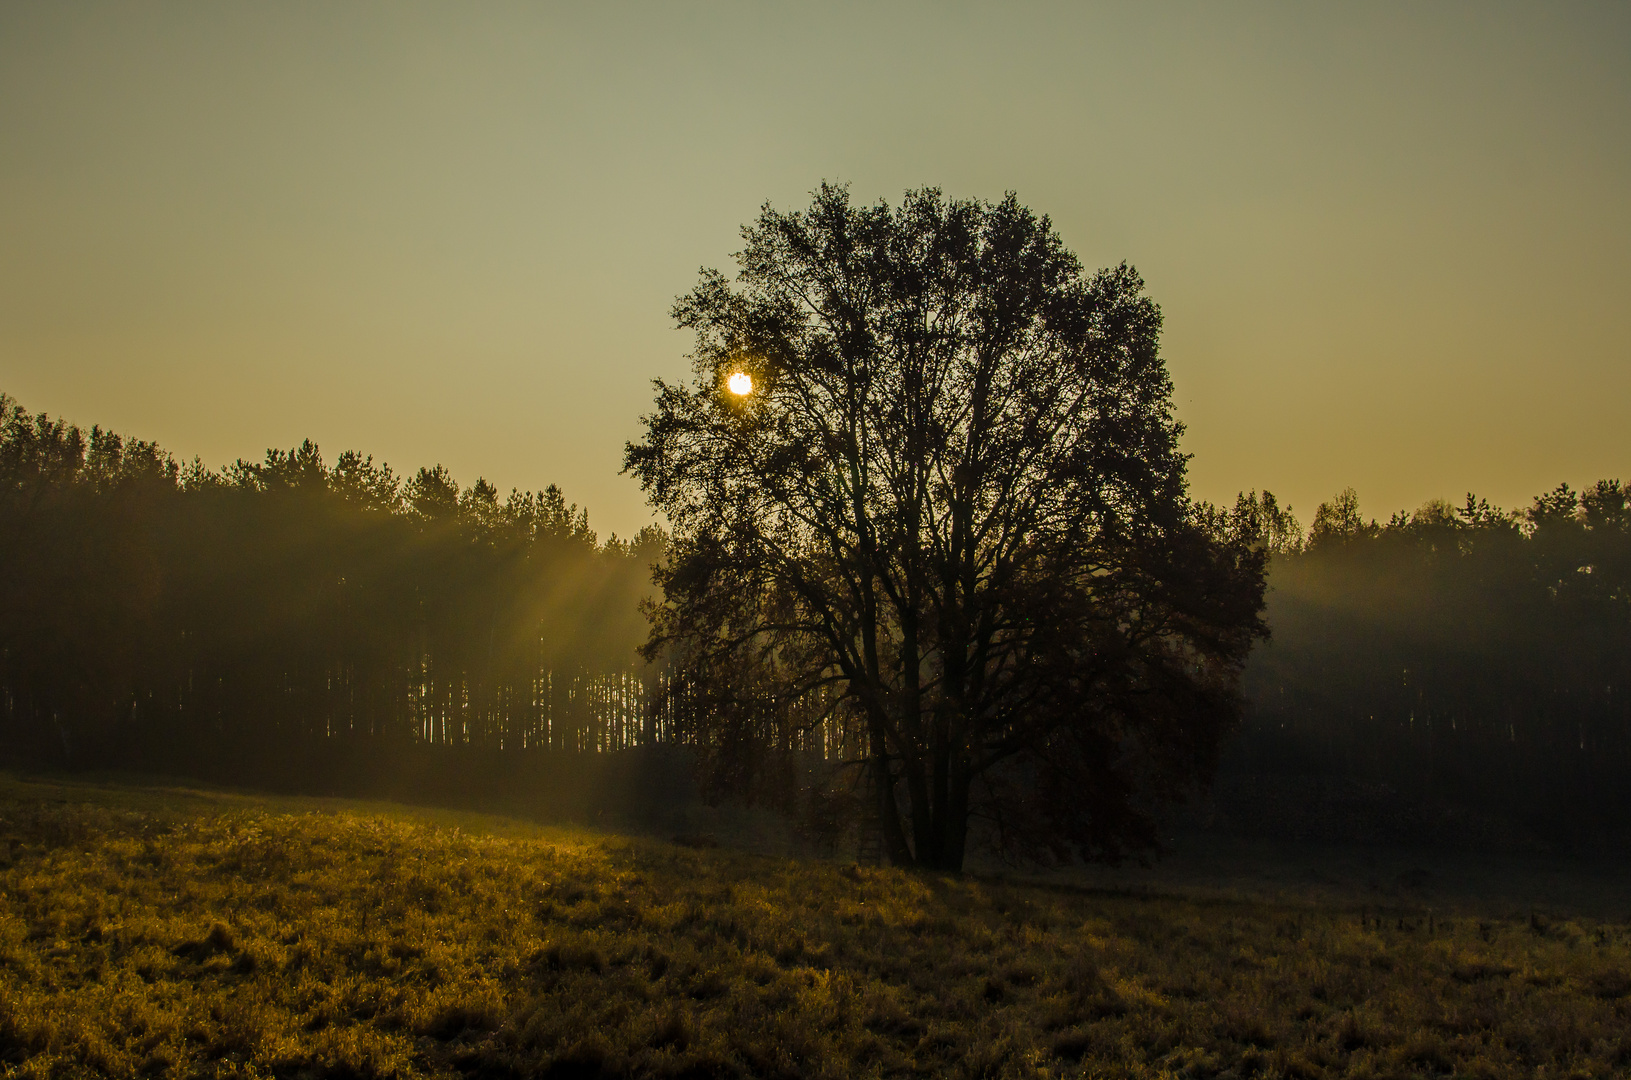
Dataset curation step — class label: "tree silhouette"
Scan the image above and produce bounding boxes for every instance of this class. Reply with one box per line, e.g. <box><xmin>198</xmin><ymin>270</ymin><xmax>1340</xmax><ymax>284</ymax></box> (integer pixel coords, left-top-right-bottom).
<box><xmin>626</xmin><ymin>185</ymin><xmax>1268</xmax><ymax>870</ymax></box>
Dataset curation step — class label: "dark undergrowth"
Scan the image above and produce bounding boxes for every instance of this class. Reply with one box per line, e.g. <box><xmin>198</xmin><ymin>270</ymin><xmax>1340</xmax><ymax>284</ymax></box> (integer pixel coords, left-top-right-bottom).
<box><xmin>0</xmin><ymin>775</ymin><xmax>1627</xmax><ymax>1079</ymax></box>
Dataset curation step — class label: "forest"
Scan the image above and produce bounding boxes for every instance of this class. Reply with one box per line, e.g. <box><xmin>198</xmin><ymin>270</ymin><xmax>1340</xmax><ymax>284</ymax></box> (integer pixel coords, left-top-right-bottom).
<box><xmin>2</xmin><ymin>392</ymin><xmax>1627</xmax><ymax>848</ymax></box>
<box><xmin>1224</xmin><ymin>484</ymin><xmax>1631</xmax><ymax>847</ymax></box>
<box><xmin>0</xmin><ymin>392</ymin><xmax>676</xmax><ymax>811</ymax></box>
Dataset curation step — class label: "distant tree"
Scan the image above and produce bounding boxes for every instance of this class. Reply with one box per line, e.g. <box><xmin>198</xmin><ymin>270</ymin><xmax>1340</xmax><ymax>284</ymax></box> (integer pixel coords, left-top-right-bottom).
<box><xmin>626</xmin><ymin>185</ymin><xmax>1268</xmax><ymax>870</ymax></box>
<box><xmin>405</xmin><ymin>464</ymin><xmax>461</xmax><ymax>520</ymax></box>
<box><xmin>1579</xmin><ymin>479</ymin><xmax>1630</xmax><ymax>532</ymax></box>
<box><xmin>1309</xmin><ymin>487</ymin><xmax>1379</xmax><ymax>547</ymax></box>
<box><xmin>328</xmin><ymin>451</ymin><xmax>401</xmax><ymax>512</ymax></box>
<box><xmin>1204</xmin><ymin>490</ymin><xmax>1303</xmax><ymax>554</ymax></box>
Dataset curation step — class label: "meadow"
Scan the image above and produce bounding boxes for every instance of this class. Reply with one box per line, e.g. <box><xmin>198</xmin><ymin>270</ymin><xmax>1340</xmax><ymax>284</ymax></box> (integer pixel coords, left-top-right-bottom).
<box><xmin>0</xmin><ymin>775</ymin><xmax>1627</xmax><ymax>1079</ymax></box>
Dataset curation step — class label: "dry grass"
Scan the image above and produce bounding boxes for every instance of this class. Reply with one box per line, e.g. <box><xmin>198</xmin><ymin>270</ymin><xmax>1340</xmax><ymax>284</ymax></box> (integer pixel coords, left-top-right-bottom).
<box><xmin>0</xmin><ymin>775</ymin><xmax>1627</xmax><ymax>1079</ymax></box>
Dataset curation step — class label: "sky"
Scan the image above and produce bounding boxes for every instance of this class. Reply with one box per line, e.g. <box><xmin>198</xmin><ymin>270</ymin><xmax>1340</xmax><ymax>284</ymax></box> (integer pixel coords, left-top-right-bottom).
<box><xmin>2</xmin><ymin>2</ymin><xmax>1627</xmax><ymax>541</ymax></box>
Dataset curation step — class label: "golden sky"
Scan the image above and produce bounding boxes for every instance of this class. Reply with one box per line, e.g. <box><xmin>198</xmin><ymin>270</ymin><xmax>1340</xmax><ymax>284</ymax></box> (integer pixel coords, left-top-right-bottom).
<box><xmin>2</xmin><ymin>2</ymin><xmax>1627</xmax><ymax>539</ymax></box>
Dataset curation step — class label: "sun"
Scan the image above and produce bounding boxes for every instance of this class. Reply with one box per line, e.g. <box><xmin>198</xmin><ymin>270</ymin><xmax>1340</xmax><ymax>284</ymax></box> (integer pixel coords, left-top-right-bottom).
<box><xmin>727</xmin><ymin>371</ymin><xmax>753</xmax><ymax>396</ymax></box>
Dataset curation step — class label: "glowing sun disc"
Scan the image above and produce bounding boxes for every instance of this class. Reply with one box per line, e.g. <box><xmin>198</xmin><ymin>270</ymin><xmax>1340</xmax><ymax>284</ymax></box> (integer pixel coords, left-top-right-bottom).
<box><xmin>727</xmin><ymin>371</ymin><xmax>754</xmax><ymax>395</ymax></box>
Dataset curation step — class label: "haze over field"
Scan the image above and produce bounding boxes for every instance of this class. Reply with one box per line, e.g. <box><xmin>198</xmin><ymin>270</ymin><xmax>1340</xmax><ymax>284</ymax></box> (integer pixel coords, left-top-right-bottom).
<box><xmin>2</xmin><ymin>2</ymin><xmax>1628</xmax><ymax>539</ymax></box>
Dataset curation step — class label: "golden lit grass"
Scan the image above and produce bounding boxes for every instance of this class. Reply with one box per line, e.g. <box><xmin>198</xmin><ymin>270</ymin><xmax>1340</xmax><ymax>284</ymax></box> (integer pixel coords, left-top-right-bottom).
<box><xmin>0</xmin><ymin>776</ymin><xmax>1627</xmax><ymax>1079</ymax></box>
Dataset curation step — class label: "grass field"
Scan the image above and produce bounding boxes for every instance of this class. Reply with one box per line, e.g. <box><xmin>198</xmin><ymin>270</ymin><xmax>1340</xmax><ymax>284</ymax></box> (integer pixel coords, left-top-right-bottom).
<box><xmin>0</xmin><ymin>775</ymin><xmax>1627</xmax><ymax>1079</ymax></box>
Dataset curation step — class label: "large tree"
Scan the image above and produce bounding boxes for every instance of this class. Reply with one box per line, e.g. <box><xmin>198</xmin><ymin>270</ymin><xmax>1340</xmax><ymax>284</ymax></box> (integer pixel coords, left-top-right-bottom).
<box><xmin>626</xmin><ymin>185</ymin><xmax>1266</xmax><ymax>870</ymax></box>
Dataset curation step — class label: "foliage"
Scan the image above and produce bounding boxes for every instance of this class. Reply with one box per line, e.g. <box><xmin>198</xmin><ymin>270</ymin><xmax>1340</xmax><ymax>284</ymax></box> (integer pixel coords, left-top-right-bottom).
<box><xmin>1239</xmin><ymin>481</ymin><xmax>1631</xmax><ymax>840</ymax></box>
<box><xmin>1198</xmin><ymin>490</ymin><xmax>1304</xmax><ymax>555</ymax></box>
<box><xmin>1307</xmin><ymin>488</ymin><xmax>1379</xmax><ymax>547</ymax></box>
<box><xmin>2</xmin><ymin>777</ymin><xmax>1629</xmax><ymax>1079</ymax></box>
<box><xmin>0</xmin><ymin>393</ymin><xmax>660</xmax><ymax>783</ymax></box>
<box><xmin>626</xmin><ymin>185</ymin><xmax>1268</xmax><ymax>871</ymax></box>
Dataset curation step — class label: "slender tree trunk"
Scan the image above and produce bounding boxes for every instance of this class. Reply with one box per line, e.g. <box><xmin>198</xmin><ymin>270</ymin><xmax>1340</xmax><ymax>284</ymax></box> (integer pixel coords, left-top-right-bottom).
<box><xmin>899</xmin><ymin>618</ymin><xmax>935</xmax><ymax>865</ymax></box>
<box><xmin>870</xmin><ymin>732</ymin><xmax>912</xmax><ymax>865</ymax></box>
<box><xmin>929</xmin><ymin>703</ymin><xmax>950</xmax><ymax>867</ymax></box>
<box><xmin>943</xmin><ymin>756</ymin><xmax>971</xmax><ymax>872</ymax></box>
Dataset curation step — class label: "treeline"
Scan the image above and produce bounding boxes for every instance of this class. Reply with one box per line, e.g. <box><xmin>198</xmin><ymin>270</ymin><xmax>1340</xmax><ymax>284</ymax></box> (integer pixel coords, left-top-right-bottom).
<box><xmin>7</xmin><ymin>390</ymin><xmax>1627</xmax><ymax>845</ymax></box>
<box><xmin>0</xmin><ymin>393</ymin><xmax>669</xmax><ymax>795</ymax></box>
<box><xmin>1217</xmin><ymin>483</ymin><xmax>1631</xmax><ymax>845</ymax></box>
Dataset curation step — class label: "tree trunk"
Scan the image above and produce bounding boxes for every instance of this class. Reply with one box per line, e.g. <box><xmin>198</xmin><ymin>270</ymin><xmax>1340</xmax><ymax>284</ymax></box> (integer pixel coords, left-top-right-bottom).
<box><xmin>942</xmin><ymin>757</ymin><xmax>971</xmax><ymax>871</ymax></box>
<box><xmin>870</xmin><ymin>732</ymin><xmax>912</xmax><ymax>866</ymax></box>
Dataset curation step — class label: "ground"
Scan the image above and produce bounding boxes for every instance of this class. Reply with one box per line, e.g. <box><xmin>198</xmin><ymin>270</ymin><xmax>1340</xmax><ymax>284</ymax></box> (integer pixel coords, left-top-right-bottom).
<box><xmin>0</xmin><ymin>773</ymin><xmax>1627</xmax><ymax>1079</ymax></box>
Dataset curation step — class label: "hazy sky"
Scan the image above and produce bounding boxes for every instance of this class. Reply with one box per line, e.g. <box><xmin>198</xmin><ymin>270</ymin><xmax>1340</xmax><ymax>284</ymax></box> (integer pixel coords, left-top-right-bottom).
<box><xmin>3</xmin><ymin>2</ymin><xmax>1627</xmax><ymax>539</ymax></box>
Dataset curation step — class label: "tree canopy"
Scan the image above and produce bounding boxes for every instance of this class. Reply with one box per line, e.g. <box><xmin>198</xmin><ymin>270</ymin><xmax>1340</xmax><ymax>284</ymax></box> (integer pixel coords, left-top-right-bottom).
<box><xmin>626</xmin><ymin>185</ymin><xmax>1268</xmax><ymax>870</ymax></box>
